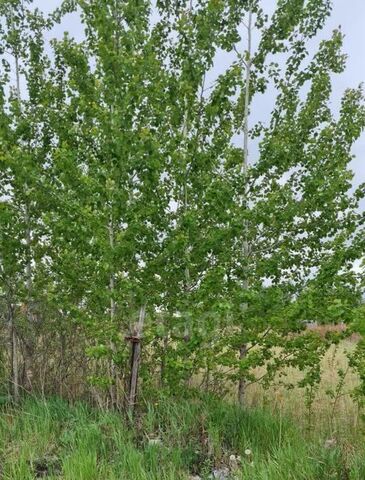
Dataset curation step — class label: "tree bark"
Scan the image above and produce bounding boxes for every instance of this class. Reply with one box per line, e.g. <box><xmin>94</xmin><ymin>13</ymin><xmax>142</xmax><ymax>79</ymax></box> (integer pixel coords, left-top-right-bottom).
<box><xmin>15</xmin><ymin>52</ymin><xmax>34</xmax><ymax>392</ymax></box>
<box><xmin>9</xmin><ymin>303</ymin><xmax>19</xmax><ymax>402</ymax></box>
<box><xmin>238</xmin><ymin>343</ymin><xmax>248</xmax><ymax>405</ymax></box>
<box><xmin>127</xmin><ymin>304</ymin><xmax>146</xmax><ymax>414</ymax></box>
<box><xmin>238</xmin><ymin>7</ymin><xmax>252</xmax><ymax>405</ymax></box>
<box><xmin>108</xmin><ymin>215</ymin><xmax>118</xmax><ymax>407</ymax></box>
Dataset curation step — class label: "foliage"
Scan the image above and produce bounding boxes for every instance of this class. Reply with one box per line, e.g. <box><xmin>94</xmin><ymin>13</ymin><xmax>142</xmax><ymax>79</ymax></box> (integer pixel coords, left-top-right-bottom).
<box><xmin>0</xmin><ymin>0</ymin><xmax>364</xmax><ymax>408</ymax></box>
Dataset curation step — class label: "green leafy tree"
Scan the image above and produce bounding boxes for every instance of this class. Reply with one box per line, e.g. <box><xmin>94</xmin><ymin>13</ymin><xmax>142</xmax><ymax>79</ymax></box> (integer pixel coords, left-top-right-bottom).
<box><xmin>0</xmin><ymin>0</ymin><xmax>364</xmax><ymax>411</ymax></box>
<box><xmin>0</xmin><ymin>0</ymin><xmax>53</xmax><ymax>397</ymax></box>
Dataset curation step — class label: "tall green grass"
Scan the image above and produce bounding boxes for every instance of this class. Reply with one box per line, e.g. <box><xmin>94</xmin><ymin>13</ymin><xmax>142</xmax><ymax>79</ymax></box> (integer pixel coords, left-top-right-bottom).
<box><xmin>0</xmin><ymin>392</ymin><xmax>364</xmax><ymax>479</ymax></box>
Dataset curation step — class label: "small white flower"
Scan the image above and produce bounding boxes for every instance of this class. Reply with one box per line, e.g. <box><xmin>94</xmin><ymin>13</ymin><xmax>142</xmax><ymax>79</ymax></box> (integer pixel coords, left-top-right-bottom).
<box><xmin>244</xmin><ymin>448</ymin><xmax>252</xmax><ymax>456</ymax></box>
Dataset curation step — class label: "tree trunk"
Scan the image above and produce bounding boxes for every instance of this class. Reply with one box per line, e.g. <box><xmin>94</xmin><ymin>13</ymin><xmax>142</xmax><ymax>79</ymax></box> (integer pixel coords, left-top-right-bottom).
<box><xmin>127</xmin><ymin>304</ymin><xmax>146</xmax><ymax>414</ymax></box>
<box><xmin>16</xmin><ymin>54</ymin><xmax>34</xmax><ymax>393</ymax></box>
<box><xmin>23</xmin><ymin>204</ymin><xmax>34</xmax><ymax>392</ymax></box>
<box><xmin>108</xmin><ymin>215</ymin><xmax>118</xmax><ymax>408</ymax></box>
<box><xmin>9</xmin><ymin>303</ymin><xmax>19</xmax><ymax>402</ymax></box>
<box><xmin>238</xmin><ymin>343</ymin><xmax>248</xmax><ymax>405</ymax></box>
<box><xmin>160</xmin><ymin>334</ymin><xmax>168</xmax><ymax>387</ymax></box>
<box><xmin>238</xmin><ymin>7</ymin><xmax>252</xmax><ymax>406</ymax></box>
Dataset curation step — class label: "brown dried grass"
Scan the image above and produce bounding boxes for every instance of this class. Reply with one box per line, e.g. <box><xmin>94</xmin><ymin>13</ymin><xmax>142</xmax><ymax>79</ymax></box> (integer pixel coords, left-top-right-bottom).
<box><xmin>244</xmin><ymin>337</ymin><xmax>362</xmax><ymax>438</ymax></box>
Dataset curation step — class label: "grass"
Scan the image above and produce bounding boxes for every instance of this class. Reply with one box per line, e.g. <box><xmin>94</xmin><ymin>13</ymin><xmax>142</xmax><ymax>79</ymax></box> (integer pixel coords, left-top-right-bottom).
<box><xmin>0</xmin><ymin>335</ymin><xmax>363</xmax><ymax>479</ymax></box>
<box><xmin>244</xmin><ymin>338</ymin><xmax>362</xmax><ymax>439</ymax></box>
<box><xmin>0</xmin><ymin>392</ymin><xmax>364</xmax><ymax>479</ymax></box>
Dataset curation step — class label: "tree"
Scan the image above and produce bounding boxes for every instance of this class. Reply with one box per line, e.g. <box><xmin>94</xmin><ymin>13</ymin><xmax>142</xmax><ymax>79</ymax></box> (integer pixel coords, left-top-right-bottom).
<box><xmin>0</xmin><ymin>0</ymin><xmax>363</xmax><ymax>411</ymax></box>
<box><xmin>0</xmin><ymin>0</ymin><xmax>53</xmax><ymax>397</ymax></box>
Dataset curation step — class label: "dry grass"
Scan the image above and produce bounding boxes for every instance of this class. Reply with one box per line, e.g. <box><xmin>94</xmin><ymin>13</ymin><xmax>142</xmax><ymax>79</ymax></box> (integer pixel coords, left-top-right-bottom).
<box><xmin>244</xmin><ymin>337</ymin><xmax>362</xmax><ymax>439</ymax></box>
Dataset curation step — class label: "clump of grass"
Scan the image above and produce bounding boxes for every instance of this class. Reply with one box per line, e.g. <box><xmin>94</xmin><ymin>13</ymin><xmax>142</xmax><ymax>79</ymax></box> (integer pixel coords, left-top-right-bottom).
<box><xmin>0</xmin><ymin>393</ymin><xmax>364</xmax><ymax>479</ymax></box>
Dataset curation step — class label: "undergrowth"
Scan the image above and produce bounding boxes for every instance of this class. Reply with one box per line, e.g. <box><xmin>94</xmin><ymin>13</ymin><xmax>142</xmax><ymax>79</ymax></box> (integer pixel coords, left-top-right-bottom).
<box><xmin>0</xmin><ymin>391</ymin><xmax>364</xmax><ymax>479</ymax></box>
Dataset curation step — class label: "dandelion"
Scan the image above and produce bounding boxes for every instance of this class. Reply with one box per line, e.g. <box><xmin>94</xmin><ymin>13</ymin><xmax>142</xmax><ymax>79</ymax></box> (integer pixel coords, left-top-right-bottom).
<box><xmin>324</xmin><ymin>438</ymin><xmax>337</xmax><ymax>449</ymax></box>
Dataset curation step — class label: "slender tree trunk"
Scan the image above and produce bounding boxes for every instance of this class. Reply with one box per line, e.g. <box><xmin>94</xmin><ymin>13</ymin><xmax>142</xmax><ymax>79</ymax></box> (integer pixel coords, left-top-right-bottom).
<box><xmin>238</xmin><ymin>7</ymin><xmax>252</xmax><ymax>405</ymax></box>
<box><xmin>238</xmin><ymin>343</ymin><xmax>248</xmax><ymax>405</ymax></box>
<box><xmin>15</xmin><ymin>54</ymin><xmax>21</xmax><ymax>102</ymax></box>
<box><xmin>23</xmin><ymin>204</ymin><xmax>34</xmax><ymax>392</ymax></box>
<box><xmin>182</xmin><ymin>99</ymin><xmax>191</xmax><ymax>340</ymax></box>
<box><xmin>182</xmin><ymin>98</ymin><xmax>195</xmax><ymax>389</ymax></box>
<box><xmin>15</xmin><ymin>53</ymin><xmax>34</xmax><ymax>392</ymax></box>
<box><xmin>59</xmin><ymin>329</ymin><xmax>66</xmax><ymax>397</ymax></box>
<box><xmin>25</xmin><ymin>206</ymin><xmax>32</xmax><ymax>294</ymax></box>
<box><xmin>127</xmin><ymin>304</ymin><xmax>146</xmax><ymax>414</ymax></box>
<box><xmin>108</xmin><ymin>215</ymin><xmax>118</xmax><ymax>407</ymax></box>
<box><xmin>204</xmin><ymin>358</ymin><xmax>211</xmax><ymax>392</ymax></box>
<box><xmin>159</xmin><ymin>311</ymin><xmax>169</xmax><ymax>387</ymax></box>
<box><xmin>9</xmin><ymin>303</ymin><xmax>19</xmax><ymax>402</ymax></box>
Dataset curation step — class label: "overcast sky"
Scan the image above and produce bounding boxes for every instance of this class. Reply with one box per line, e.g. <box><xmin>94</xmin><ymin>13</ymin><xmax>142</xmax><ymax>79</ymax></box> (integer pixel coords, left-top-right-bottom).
<box><xmin>33</xmin><ymin>0</ymin><xmax>365</xmax><ymax>190</ymax></box>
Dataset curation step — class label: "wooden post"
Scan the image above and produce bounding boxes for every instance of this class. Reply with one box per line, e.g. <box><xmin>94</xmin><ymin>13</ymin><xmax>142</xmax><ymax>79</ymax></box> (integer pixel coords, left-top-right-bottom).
<box><xmin>127</xmin><ymin>304</ymin><xmax>146</xmax><ymax>414</ymax></box>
